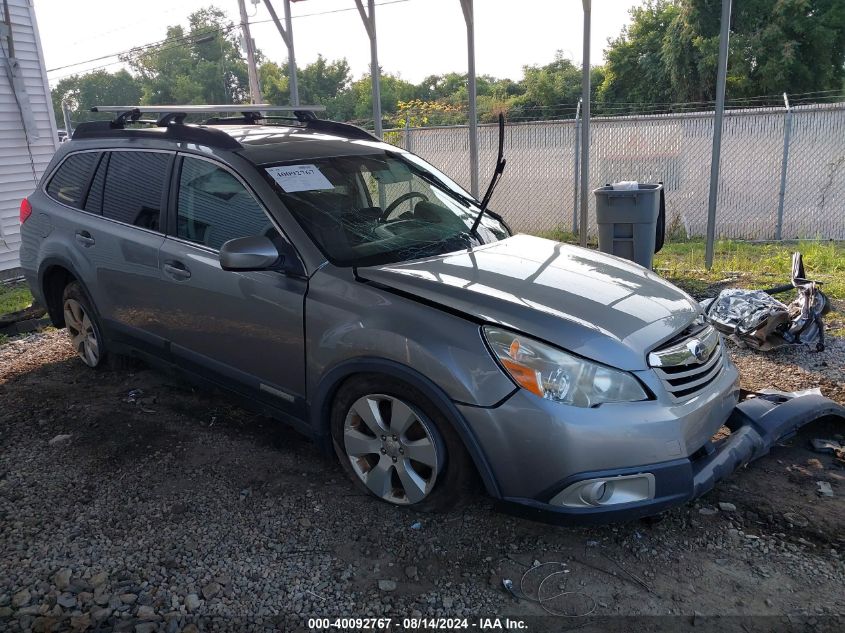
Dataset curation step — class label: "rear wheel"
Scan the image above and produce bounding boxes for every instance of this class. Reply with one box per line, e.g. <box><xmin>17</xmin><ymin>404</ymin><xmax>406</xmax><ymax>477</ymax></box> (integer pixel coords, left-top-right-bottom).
<box><xmin>62</xmin><ymin>281</ymin><xmax>106</xmax><ymax>369</ymax></box>
<box><xmin>331</xmin><ymin>374</ymin><xmax>474</xmax><ymax>512</ymax></box>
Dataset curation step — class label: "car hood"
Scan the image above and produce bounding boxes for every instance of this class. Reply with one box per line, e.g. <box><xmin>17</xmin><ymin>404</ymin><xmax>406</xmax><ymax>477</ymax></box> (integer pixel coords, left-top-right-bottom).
<box><xmin>356</xmin><ymin>234</ymin><xmax>700</xmax><ymax>370</ymax></box>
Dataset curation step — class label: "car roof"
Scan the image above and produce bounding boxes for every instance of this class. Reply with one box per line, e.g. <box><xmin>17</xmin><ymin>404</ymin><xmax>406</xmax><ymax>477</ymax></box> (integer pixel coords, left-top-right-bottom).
<box><xmin>63</xmin><ymin>122</ymin><xmax>400</xmax><ymax>166</ymax></box>
<box><xmin>224</xmin><ymin>124</ymin><xmax>400</xmax><ymax>165</ymax></box>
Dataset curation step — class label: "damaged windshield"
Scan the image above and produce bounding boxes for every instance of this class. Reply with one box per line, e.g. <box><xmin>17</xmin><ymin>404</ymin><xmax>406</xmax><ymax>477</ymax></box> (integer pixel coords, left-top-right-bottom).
<box><xmin>260</xmin><ymin>151</ymin><xmax>510</xmax><ymax>266</ymax></box>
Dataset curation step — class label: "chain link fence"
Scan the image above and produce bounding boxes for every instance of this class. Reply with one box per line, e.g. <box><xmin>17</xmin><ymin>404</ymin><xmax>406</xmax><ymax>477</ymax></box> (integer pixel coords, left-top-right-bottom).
<box><xmin>384</xmin><ymin>103</ymin><xmax>845</xmax><ymax>240</ymax></box>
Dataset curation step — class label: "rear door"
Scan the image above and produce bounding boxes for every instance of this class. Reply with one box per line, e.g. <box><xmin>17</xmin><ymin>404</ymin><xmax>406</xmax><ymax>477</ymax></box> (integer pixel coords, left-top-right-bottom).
<box><xmin>157</xmin><ymin>154</ymin><xmax>308</xmax><ymax>418</ymax></box>
<box><xmin>91</xmin><ymin>149</ymin><xmax>173</xmax><ymax>354</ymax></box>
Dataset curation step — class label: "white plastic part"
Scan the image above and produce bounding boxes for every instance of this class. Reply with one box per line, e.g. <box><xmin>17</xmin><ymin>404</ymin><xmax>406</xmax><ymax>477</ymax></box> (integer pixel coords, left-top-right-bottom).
<box><xmin>550</xmin><ymin>473</ymin><xmax>656</xmax><ymax>508</ymax></box>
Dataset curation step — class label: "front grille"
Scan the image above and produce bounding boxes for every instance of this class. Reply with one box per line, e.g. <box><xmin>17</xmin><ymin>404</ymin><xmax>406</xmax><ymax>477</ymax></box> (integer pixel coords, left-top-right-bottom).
<box><xmin>649</xmin><ymin>324</ymin><xmax>725</xmax><ymax>400</ymax></box>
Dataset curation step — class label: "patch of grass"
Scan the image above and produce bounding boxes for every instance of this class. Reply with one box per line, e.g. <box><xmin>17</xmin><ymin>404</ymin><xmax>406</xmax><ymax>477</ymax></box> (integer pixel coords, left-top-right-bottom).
<box><xmin>0</xmin><ymin>283</ymin><xmax>34</xmax><ymax>316</ymax></box>
<box><xmin>654</xmin><ymin>239</ymin><xmax>845</xmax><ymax>301</ymax></box>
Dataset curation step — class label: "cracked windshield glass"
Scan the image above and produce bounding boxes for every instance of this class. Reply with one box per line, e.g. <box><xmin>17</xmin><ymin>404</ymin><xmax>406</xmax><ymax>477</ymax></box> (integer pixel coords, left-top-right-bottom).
<box><xmin>262</xmin><ymin>151</ymin><xmax>510</xmax><ymax>266</ymax></box>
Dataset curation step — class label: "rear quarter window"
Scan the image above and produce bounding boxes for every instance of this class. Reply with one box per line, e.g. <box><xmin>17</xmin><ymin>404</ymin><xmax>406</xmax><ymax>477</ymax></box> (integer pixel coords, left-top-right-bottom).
<box><xmin>45</xmin><ymin>152</ymin><xmax>99</xmax><ymax>209</ymax></box>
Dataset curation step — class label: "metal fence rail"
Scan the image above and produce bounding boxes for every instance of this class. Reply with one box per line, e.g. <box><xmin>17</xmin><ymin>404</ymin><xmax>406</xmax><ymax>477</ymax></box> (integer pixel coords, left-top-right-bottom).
<box><xmin>384</xmin><ymin>102</ymin><xmax>845</xmax><ymax>240</ymax></box>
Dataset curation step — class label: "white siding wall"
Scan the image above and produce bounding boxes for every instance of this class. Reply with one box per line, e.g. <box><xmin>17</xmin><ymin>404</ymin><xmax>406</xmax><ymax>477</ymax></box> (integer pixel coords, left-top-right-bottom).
<box><xmin>0</xmin><ymin>0</ymin><xmax>58</xmax><ymax>271</ymax></box>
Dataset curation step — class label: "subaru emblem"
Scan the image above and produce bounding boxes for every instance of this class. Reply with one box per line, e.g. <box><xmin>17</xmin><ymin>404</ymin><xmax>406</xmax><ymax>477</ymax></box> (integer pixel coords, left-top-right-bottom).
<box><xmin>687</xmin><ymin>339</ymin><xmax>706</xmax><ymax>362</ymax></box>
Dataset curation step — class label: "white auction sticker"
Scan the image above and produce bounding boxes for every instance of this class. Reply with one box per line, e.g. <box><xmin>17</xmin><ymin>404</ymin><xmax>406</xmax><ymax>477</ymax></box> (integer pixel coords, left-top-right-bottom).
<box><xmin>265</xmin><ymin>164</ymin><xmax>334</xmax><ymax>192</ymax></box>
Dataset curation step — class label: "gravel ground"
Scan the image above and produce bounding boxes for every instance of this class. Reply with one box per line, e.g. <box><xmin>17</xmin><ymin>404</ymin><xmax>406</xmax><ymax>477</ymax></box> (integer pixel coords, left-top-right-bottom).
<box><xmin>1</xmin><ymin>330</ymin><xmax>843</xmax><ymax>633</ymax></box>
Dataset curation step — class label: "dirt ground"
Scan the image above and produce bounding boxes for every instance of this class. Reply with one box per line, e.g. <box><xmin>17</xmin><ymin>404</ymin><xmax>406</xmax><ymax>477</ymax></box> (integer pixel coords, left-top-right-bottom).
<box><xmin>1</xmin><ymin>330</ymin><xmax>843</xmax><ymax>633</ymax></box>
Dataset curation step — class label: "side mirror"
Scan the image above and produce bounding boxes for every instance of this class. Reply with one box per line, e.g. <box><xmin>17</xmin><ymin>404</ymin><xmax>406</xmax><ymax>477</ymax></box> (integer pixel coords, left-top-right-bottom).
<box><xmin>219</xmin><ymin>235</ymin><xmax>303</xmax><ymax>276</ymax></box>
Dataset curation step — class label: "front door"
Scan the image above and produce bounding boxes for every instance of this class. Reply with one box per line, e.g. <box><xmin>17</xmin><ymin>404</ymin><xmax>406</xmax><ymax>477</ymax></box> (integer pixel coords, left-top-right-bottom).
<box><xmin>156</xmin><ymin>155</ymin><xmax>307</xmax><ymax>417</ymax></box>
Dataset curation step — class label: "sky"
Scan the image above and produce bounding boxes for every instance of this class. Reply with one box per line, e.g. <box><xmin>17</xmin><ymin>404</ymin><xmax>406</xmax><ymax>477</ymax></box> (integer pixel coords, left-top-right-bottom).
<box><xmin>38</xmin><ymin>0</ymin><xmax>636</xmax><ymax>87</ymax></box>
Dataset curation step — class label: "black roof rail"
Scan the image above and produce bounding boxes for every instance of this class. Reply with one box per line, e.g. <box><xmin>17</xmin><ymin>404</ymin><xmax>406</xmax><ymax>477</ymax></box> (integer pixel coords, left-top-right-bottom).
<box><xmin>72</xmin><ymin>119</ymin><xmax>242</xmax><ymax>150</ymax></box>
<box><xmin>77</xmin><ymin>104</ymin><xmax>380</xmax><ymax>147</ymax></box>
<box><xmin>302</xmin><ymin>119</ymin><xmax>381</xmax><ymax>142</ymax></box>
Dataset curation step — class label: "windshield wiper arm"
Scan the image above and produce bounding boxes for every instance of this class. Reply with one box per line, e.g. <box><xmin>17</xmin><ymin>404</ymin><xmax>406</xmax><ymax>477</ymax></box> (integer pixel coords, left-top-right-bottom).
<box><xmin>470</xmin><ymin>113</ymin><xmax>507</xmax><ymax>237</ymax></box>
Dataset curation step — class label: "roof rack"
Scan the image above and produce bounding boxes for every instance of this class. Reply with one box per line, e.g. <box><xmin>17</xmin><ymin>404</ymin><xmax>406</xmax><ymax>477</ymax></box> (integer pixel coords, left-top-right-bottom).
<box><xmin>73</xmin><ymin>104</ymin><xmax>381</xmax><ymax>148</ymax></box>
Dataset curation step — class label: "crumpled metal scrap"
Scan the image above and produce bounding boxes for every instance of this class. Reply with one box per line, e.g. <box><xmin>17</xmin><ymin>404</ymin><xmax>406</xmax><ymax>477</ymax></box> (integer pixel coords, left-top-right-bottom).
<box><xmin>702</xmin><ymin>253</ymin><xmax>828</xmax><ymax>352</ymax></box>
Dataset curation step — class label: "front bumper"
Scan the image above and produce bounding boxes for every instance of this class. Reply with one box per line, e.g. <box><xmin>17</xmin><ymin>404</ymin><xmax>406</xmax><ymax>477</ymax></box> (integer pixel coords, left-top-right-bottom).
<box><xmin>463</xmin><ymin>387</ymin><xmax>845</xmax><ymax>525</ymax></box>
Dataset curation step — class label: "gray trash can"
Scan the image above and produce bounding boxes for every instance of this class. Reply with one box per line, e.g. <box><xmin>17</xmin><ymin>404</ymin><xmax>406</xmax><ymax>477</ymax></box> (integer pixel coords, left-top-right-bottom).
<box><xmin>594</xmin><ymin>183</ymin><xmax>663</xmax><ymax>269</ymax></box>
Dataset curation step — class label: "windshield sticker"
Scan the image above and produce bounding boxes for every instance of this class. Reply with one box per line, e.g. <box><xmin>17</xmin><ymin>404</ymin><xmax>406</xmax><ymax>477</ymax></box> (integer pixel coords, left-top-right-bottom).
<box><xmin>265</xmin><ymin>164</ymin><xmax>334</xmax><ymax>192</ymax></box>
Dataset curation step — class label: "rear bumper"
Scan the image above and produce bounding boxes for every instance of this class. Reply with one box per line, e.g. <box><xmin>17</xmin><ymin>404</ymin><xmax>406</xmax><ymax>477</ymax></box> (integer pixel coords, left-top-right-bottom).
<box><xmin>493</xmin><ymin>390</ymin><xmax>845</xmax><ymax>525</ymax></box>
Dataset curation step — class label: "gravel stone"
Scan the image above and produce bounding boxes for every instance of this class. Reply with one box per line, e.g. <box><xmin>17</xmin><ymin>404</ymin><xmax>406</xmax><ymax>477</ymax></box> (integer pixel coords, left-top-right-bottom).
<box><xmin>70</xmin><ymin>613</ymin><xmax>91</xmax><ymax>631</ymax></box>
<box><xmin>718</xmin><ymin>502</ymin><xmax>737</xmax><ymax>512</ymax></box>
<box><xmin>57</xmin><ymin>592</ymin><xmax>77</xmax><ymax>608</ymax></box>
<box><xmin>202</xmin><ymin>582</ymin><xmax>221</xmax><ymax>600</ymax></box>
<box><xmin>53</xmin><ymin>568</ymin><xmax>72</xmax><ymax>590</ymax></box>
<box><xmin>184</xmin><ymin>593</ymin><xmax>200</xmax><ymax>612</ymax></box>
<box><xmin>137</xmin><ymin>605</ymin><xmax>158</xmax><ymax>620</ymax></box>
<box><xmin>120</xmin><ymin>593</ymin><xmax>138</xmax><ymax>605</ymax></box>
<box><xmin>378</xmin><ymin>580</ymin><xmax>397</xmax><ymax>592</ymax></box>
<box><xmin>91</xmin><ymin>606</ymin><xmax>111</xmax><ymax>622</ymax></box>
<box><xmin>11</xmin><ymin>589</ymin><xmax>30</xmax><ymax>608</ymax></box>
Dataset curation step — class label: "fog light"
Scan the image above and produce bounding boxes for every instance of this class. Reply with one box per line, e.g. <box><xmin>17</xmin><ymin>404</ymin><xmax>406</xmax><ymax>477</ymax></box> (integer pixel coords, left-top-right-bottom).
<box><xmin>582</xmin><ymin>481</ymin><xmax>612</xmax><ymax>505</ymax></box>
<box><xmin>550</xmin><ymin>473</ymin><xmax>655</xmax><ymax>509</ymax></box>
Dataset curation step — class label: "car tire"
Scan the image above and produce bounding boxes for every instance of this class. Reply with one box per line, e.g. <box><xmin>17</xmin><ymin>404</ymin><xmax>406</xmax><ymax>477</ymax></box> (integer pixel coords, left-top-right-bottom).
<box><xmin>61</xmin><ymin>281</ymin><xmax>109</xmax><ymax>370</ymax></box>
<box><xmin>330</xmin><ymin>374</ymin><xmax>475</xmax><ymax>512</ymax></box>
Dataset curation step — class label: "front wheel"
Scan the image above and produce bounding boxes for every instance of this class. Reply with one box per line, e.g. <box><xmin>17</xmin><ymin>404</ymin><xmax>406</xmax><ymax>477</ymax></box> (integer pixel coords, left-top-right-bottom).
<box><xmin>330</xmin><ymin>375</ymin><xmax>474</xmax><ymax>512</ymax></box>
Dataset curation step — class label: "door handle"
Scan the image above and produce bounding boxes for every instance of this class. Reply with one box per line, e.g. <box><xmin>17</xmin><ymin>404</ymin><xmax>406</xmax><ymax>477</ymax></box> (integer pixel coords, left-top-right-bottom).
<box><xmin>75</xmin><ymin>231</ymin><xmax>95</xmax><ymax>247</ymax></box>
<box><xmin>163</xmin><ymin>261</ymin><xmax>191</xmax><ymax>280</ymax></box>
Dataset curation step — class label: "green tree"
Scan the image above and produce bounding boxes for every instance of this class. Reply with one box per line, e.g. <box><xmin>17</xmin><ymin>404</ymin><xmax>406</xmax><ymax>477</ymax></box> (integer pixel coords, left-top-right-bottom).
<box><xmin>123</xmin><ymin>6</ymin><xmax>250</xmax><ymax>105</ymax></box>
<box><xmin>506</xmin><ymin>52</ymin><xmax>601</xmax><ymax>120</ymax></box>
<box><xmin>599</xmin><ymin>0</ymin><xmax>845</xmax><ymax>110</ymax></box>
<box><xmin>260</xmin><ymin>55</ymin><xmax>353</xmax><ymax>119</ymax></box>
<box><xmin>349</xmin><ymin>73</ymin><xmax>418</xmax><ymax>123</ymax></box>
<box><xmin>51</xmin><ymin>70</ymin><xmax>143</xmax><ymax>127</ymax></box>
<box><xmin>597</xmin><ymin>1</ymin><xmax>678</xmax><ymax>110</ymax></box>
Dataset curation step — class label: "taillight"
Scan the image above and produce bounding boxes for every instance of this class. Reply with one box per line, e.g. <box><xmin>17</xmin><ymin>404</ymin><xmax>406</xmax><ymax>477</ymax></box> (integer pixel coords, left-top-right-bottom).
<box><xmin>20</xmin><ymin>198</ymin><xmax>32</xmax><ymax>224</ymax></box>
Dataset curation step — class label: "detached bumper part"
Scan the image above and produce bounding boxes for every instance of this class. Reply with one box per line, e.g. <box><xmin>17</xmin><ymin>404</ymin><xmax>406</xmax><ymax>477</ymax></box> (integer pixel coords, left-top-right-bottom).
<box><xmin>498</xmin><ymin>389</ymin><xmax>845</xmax><ymax>525</ymax></box>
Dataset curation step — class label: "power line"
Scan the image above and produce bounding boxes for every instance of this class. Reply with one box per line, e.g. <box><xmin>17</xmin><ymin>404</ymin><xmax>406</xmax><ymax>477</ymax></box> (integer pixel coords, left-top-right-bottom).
<box><xmin>47</xmin><ymin>0</ymin><xmax>411</xmax><ymax>77</ymax></box>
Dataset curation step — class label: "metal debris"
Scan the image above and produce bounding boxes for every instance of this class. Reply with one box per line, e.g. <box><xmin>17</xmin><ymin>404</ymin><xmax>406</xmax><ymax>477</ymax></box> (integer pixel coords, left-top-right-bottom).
<box><xmin>816</xmin><ymin>481</ymin><xmax>834</xmax><ymax>498</ymax></box>
<box><xmin>704</xmin><ymin>252</ymin><xmax>828</xmax><ymax>352</ymax></box>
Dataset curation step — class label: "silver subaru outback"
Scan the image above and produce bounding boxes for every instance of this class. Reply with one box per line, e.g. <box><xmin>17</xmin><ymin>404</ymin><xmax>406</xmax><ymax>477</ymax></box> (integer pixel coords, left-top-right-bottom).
<box><xmin>19</xmin><ymin>106</ymin><xmax>843</xmax><ymax>524</ymax></box>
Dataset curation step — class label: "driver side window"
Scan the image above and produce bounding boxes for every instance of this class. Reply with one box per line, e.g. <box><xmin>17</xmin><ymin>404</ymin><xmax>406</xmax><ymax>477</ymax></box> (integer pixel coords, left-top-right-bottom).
<box><xmin>177</xmin><ymin>157</ymin><xmax>278</xmax><ymax>250</ymax></box>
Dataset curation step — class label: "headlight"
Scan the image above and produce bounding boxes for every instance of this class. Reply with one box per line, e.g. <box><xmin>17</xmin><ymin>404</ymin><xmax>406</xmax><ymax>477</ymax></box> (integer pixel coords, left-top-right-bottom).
<box><xmin>483</xmin><ymin>327</ymin><xmax>648</xmax><ymax>407</ymax></box>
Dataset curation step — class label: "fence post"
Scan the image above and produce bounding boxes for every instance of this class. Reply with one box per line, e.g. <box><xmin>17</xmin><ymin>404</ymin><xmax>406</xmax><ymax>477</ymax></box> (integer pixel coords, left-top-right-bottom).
<box><xmin>776</xmin><ymin>92</ymin><xmax>792</xmax><ymax>240</ymax></box>
<box><xmin>572</xmin><ymin>98</ymin><xmax>582</xmax><ymax>234</ymax></box>
<box><xmin>61</xmin><ymin>101</ymin><xmax>74</xmax><ymax>136</ymax></box>
<box><xmin>404</xmin><ymin>115</ymin><xmax>412</xmax><ymax>152</ymax></box>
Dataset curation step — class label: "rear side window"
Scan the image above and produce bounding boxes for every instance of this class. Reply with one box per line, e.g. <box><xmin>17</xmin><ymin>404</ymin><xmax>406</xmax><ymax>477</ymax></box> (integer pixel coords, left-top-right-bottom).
<box><xmin>46</xmin><ymin>152</ymin><xmax>99</xmax><ymax>208</ymax></box>
<box><xmin>176</xmin><ymin>157</ymin><xmax>277</xmax><ymax>250</ymax></box>
<box><xmin>102</xmin><ymin>151</ymin><xmax>169</xmax><ymax>231</ymax></box>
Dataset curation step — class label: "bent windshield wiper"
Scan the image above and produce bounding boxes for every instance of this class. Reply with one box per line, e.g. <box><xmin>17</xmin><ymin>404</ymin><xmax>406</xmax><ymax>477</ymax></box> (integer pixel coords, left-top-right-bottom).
<box><xmin>470</xmin><ymin>113</ymin><xmax>507</xmax><ymax>237</ymax></box>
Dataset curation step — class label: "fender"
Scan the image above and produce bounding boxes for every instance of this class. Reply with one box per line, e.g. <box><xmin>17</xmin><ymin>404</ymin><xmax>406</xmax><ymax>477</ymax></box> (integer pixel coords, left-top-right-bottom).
<box><xmin>311</xmin><ymin>357</ymin><xmax>503</xmax><ymax>498</ymax></box>
<box><xmin>37</xmin><ymin>256</ymin><xmax>87</xmax><ymax>326</ymax></box>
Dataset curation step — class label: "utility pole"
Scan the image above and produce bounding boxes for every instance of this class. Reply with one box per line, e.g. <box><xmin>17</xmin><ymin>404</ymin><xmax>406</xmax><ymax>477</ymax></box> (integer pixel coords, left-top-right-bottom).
<box><xmin>355</xmin><ymin>0</ymin><xmax>382</xmax><ymax>137</ymax></box>
<box><xmin>263</xmin><ymin>0</ymin><xmax>299</xmax><ymax>106</ymax></box>
<box><xmin>460</xmin><ymin>0</ymin><xmax>479</xmax><ymax>198</ymax></box>
<box><xmin>704</xmin><ymin>0</ymin><xmax>732</xmax><ymax>269</ymax></box>
<box><xmin>237</xmin><ymin>0</ymin><xmax>262</xmax><ymax>104</ymax></box>
<box><xmin>579</xmin><ymin>0</ymin><xmax>591</xmax><ymax>247</ymax></box>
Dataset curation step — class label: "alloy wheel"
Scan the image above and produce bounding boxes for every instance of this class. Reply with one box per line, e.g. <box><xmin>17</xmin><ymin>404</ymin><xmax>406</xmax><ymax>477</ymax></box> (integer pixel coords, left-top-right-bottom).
<box><xmin>63</xmin><ymin>298</ymin><xmax>100</xmax><ymax>367</ymax></box>
<box><xmin>343</xmin><ymin>394</ymin><xmax>441</xmax><ymax>505</ymax></box>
